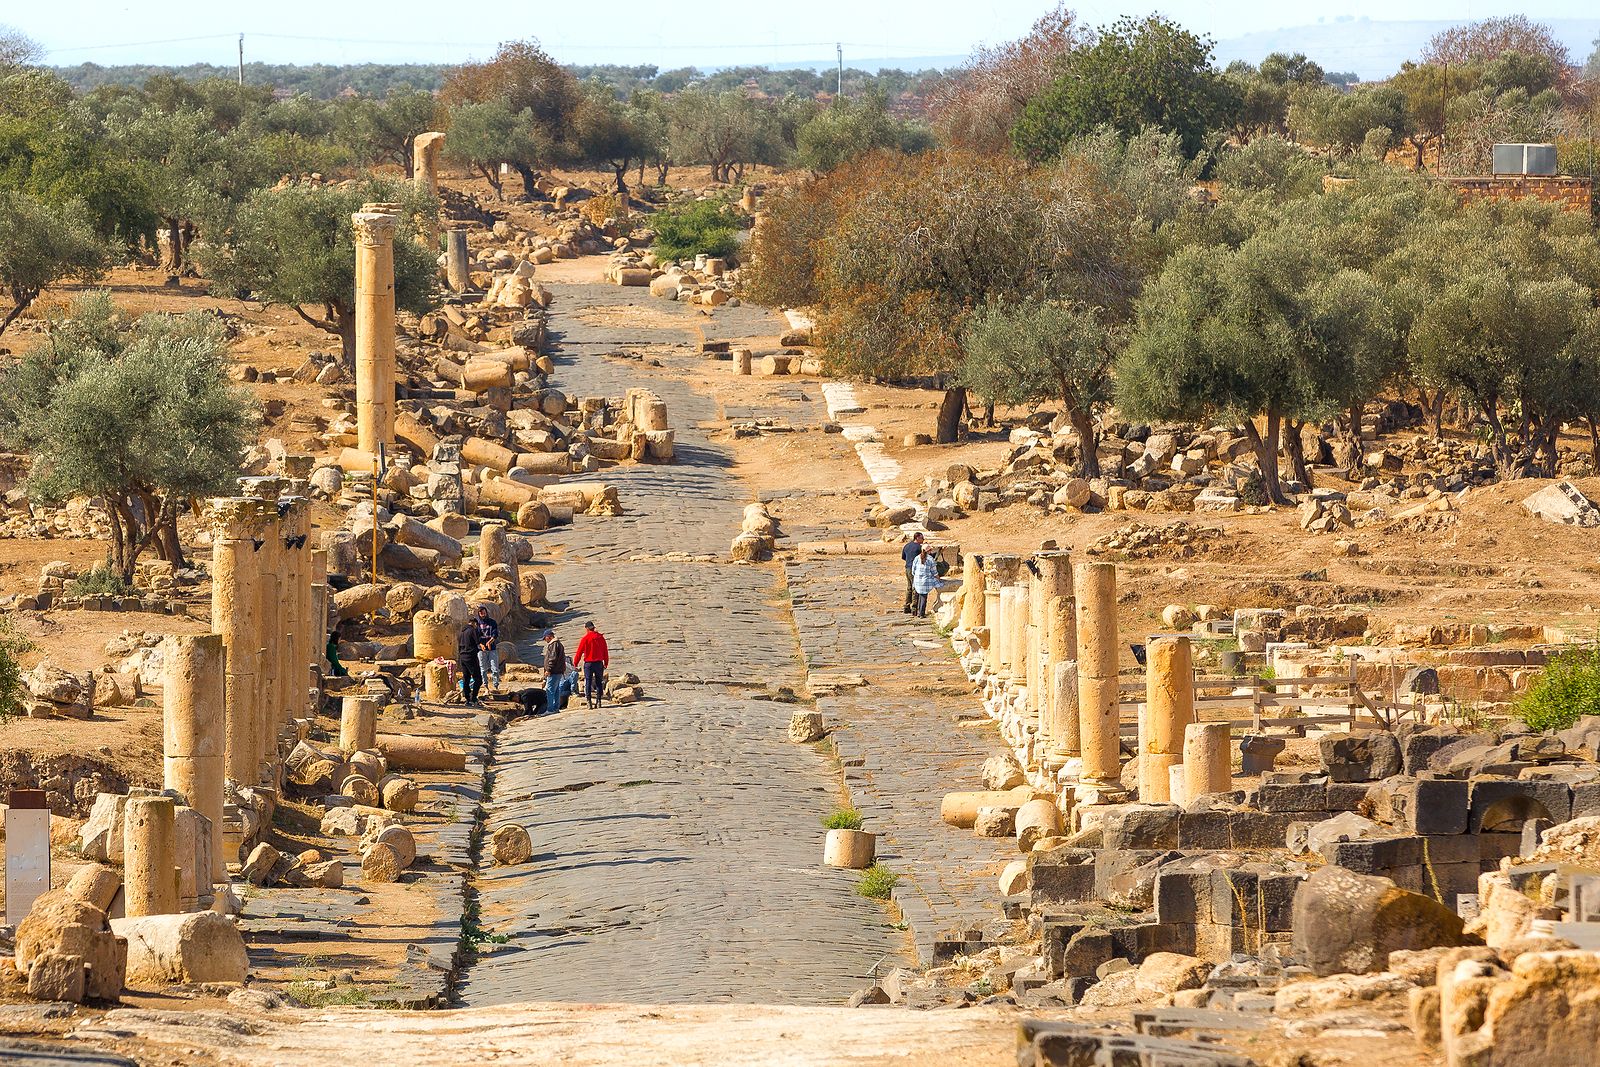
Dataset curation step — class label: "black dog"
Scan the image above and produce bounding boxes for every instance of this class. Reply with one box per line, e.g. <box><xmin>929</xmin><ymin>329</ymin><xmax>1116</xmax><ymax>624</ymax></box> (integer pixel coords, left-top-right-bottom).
<box><xmin>510</xmin><ymin>687</ymin><xmax>547</xmax><ymax>717</ymax></box>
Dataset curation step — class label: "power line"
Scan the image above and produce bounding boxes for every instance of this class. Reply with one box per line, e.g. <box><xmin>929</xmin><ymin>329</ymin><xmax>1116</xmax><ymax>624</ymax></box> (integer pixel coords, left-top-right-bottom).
<box><xmin>43</xmin><ymin>33</ymin><xmax>238</xmax><ymax>56</ymax></box>
<box><xmin>43</xmin><ymin>29</ymin><xmax>943</xmax><ymax>58</ymax></box>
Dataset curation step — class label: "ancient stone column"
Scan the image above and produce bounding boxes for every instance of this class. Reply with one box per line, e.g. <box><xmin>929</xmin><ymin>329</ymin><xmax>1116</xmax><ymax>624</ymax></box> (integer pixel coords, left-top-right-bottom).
<box><xmin>1183</xmin><ymin>722</ymin><xmax>1232</xmax><ymax>801</ymax></box>
<box><xmin>255</xmin><ymin>506</ymin><xmax>284</xmax><ymax>770</ymax></box>
<box><xmin>280</xmin><ymin>494</ymin><xmax>311</xmax><ymax>720</ymax></box>
<box><xmin>1139</xmin><ymin>637</ymin><xmax>1196</xmax><ymax>803</ymax></box>
<box><xmin>353</xmin><ymin>211</ymin><xmax>397</xmax><ymax>458</ymax></box>
<box><xmin>479</xmin><ymin>522</ymin><xmax>509</xmax><ymax>584</ymax></box>
<box><xmin>983</xmin><ymin>554</ymin><xmax>1023</xmax><ymax>676</ymax></box>
<box><xmin>983</xmin><ymin>587</ymin><xmax>1003</xmax><ymax>673</ymax></box>
<box><xmin>1047</xmin><ymin>658</ymin><xmax>1080</xmax><ymax>761</ymax></box>
<box><xmin>997</xmin><ymin>586</ymin><xmax>1025</xmax><ymax>683</ymax></box>
<box><xmin>958</xmin><ymin>553</ymin><xmax>986</xmax><ymax>634</ymax></box>
<box><xmin>413</xmin><ymin>131</ymin><xmax>445</xmax><ymax>197</ymax></box>
<box><xmin>238</xmin><ymin>477</ymin><xmax>288</xmax><ymax>772</ymax></box>
<box><xmin>340</xmin><ymin>696</ymin><xmax>378</xmax><ymax>754</ymax></box>
<box><xmin>1030</xmin><ymin>551</ymin><xmax>1073</xmax><ymax>730</ymax></box>
<box><xmin>1074</xmin><ymin>562</ymin><xmax>1122</xmax><ymax>784</ymax></box>
<box><xmin>162</xmin><ymin>634</ymin><xmax>226</xmax><ymax>885</ymax></box>
<box><xmin>446</xmin><ymin>229</ymin><xmax>470</xmax><ymax>293</ymax></box>
<box><xmin>123</xmin><ymin>795</ymin><xmax>179</xmax><ymax>917</ymax></box>
<box><xmin>209</xmin><ymin>497</ymin><xmax>270</xmax><ymax>787</ymax></box>
<box><xmin>414</xmin><ymin>610</ymin><xmax>455</xmax><ymax>662</ymax></box>
<box><xmin>310</xmin><ymin>547</ymin><xmax>329</xmax><ymax>687</ymax></box>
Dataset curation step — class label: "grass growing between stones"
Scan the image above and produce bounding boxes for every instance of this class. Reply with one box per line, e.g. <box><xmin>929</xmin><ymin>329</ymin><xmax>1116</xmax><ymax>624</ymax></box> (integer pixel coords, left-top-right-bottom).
<box><xmin>285</xmin><ymin>980</ymin><xmax>372</xmax><ymax>1008</ymax></box>
<box><xmin>823</xmin><ymin>807</ymin><xmax>864</xmax><ymax>830</ymax></box>
<box><xmin>856</xmin><ymin>864</ymin><xmax>898</xmax><ymax>900</ymax></box>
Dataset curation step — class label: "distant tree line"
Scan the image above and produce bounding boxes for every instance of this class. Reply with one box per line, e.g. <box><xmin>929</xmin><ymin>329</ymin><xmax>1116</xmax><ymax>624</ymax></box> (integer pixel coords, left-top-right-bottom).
<box><xmin>50</xmin><ymin>59</ymin><xmax>946</xmax><ymax>104</ymax></box>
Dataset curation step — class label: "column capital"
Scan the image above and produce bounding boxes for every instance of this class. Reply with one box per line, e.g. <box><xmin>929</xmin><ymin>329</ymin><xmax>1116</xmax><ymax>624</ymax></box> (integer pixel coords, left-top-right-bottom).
<box><xmin>238</xmin><ymin>475</ymin><xmax>287</xmax><ymax>500</ymax></box>
<box><xmin>352</xmin><ymin>211</ymin><xmax>397</xmax><ymax>246</ymax></box>
<box><xmin>205</xmin><ymin>497</ymin><xmax>276</xmax><ymax>539</ymax></box>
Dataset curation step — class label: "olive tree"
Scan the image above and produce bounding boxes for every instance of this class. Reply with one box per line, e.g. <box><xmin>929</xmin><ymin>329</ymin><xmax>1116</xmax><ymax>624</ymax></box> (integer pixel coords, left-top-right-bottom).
<box><xmin>0</xmin><ymin>294</ymin><xmax>257</xmax><ymax>579</ymax></box>
<box><xmin>338</xmin><ymin>87</ymin><xmax>440</xmax><ymax>176</ymax></box>
<box><xmin>1119</xmin><ymin>223</ymin><xmax>1393</xmax><ymax>502</ymax></box>
<box><xmin>0</xmin><ymin>192</ymin><xmax>109</xmax><ymax>334</ymax></box>
<box><xmin>200</xmin><ymin>180</ymin><xmax>438</xmax><ymax>359</ymax></box>
<box><xmin>575</xmin><ymin>87</ymin><xmax>651</xmax><ymax>196</ymax></box>
<box><xmin>958</xmin><ymin>299</ymin><xmax>1119</xmax><ymax>475</ymax></box>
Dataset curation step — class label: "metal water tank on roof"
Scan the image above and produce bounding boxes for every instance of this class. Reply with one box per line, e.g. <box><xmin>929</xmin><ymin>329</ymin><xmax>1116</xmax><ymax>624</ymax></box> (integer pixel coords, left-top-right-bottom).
<box><xmin>1492</xmin><ymin>143</ymin><xmax>1558</xmax><ymax>176</ymax></box>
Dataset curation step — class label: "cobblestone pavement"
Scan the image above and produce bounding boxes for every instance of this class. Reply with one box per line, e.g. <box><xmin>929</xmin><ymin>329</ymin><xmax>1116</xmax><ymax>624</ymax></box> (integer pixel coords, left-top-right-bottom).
<box><xmin>787</xmin><ymin>555</ymin><xmax>1014</xmax><ymax>963</ymax></box>
<box><xmin>455</xmin><ymin>282</ymin><xmax>908</xmax><ymax>1004</ymax></box>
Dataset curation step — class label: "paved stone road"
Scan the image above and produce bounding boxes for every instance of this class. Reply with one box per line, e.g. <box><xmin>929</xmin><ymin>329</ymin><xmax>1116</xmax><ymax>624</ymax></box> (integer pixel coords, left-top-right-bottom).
<box><xmin>787</xmin><ymin>555</ymin><xmax>1015</xmax><ymax>963</ymax></box>
<box><xmin>455</xmin><ymin>283</ymin><xmax>907</xmax><ymax>1005</ymax></box>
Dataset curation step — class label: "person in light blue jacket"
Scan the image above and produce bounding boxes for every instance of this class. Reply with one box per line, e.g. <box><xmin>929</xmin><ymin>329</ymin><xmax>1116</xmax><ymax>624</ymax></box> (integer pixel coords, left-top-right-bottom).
<box><xmin>911</xmin><ymin>547</ymin><xmax>941</xmax><ymax>618</ymax></box>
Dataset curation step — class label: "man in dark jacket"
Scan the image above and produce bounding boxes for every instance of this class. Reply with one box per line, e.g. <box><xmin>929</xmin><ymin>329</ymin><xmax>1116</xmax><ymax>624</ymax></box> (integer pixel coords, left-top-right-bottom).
<box><xmin>457</xmin><ymin>622</ymin><xmax>483</xmax><ymax>705</ymax></box>
<box><xmin>541</xmin><ymin>629</ymin><xmax>568</xmax><ymax>715</ymax></box>
<box><xmin>899</xmin><ymin>532</ymin><xmax>925</xmax><ymax>614</ymax></box>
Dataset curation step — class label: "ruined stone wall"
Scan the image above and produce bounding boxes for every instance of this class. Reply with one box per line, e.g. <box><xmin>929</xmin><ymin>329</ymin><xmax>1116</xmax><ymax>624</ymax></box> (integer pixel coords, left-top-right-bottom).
<box><xmin>1444</xmin><ymin>175</ymin><xmax>1594</xmax><ymax>213</ymax></box>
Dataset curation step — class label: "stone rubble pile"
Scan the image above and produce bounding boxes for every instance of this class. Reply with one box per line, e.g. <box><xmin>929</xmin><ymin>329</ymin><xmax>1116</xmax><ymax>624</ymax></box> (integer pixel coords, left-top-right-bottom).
<box><xmin>909</xmin><ymin>401</ymin><xmax>1546</xmax><ymax>527</ymax></box>
<box><xmin>0</xmin><ymin>493</ymin><xmax>111</xmax><ymax>542</ymax></box>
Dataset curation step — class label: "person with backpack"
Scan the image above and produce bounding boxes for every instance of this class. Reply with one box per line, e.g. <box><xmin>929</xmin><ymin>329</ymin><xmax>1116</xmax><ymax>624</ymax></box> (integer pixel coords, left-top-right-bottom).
<box><xmin>911</xmin><ymin>546</ymin><xmax>941</xmax><ymax>618</ymax></box>
<box><xmin>541</xmin><ymin>629</ymin><xmax>568</xmax><ymax>715</ymax></box>
<box><xmin>899</xmin><ymin>532</ymin><xmax>925</xmax><ymax>614</ymax></box>
<box><xmin>573</xmin><ymin>621</ymin><xmax>610</xmax><ymax>709</ymax></box>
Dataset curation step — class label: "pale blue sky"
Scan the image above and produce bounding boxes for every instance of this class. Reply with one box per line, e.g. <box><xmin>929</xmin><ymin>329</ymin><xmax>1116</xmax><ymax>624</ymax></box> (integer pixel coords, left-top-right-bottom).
<box><xmin>11</xmin><ymin>0</ymin><xmax>1598</xmax><ymax>73</ymax></box>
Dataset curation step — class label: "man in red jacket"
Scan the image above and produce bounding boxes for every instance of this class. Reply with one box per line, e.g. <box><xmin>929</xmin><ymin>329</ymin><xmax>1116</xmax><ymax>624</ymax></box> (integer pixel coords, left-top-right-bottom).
<box><xmin>574</xmin><ymin>621</ymin><xmax>610</xmax><ymax>709</ymax></box>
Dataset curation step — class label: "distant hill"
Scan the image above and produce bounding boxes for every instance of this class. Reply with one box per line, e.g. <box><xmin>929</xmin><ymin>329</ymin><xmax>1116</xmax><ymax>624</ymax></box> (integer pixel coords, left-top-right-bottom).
<box><xmin>1213</xmin><ymin>18</ymin><xmax>1600</xmax><ymax>80</ymax></box>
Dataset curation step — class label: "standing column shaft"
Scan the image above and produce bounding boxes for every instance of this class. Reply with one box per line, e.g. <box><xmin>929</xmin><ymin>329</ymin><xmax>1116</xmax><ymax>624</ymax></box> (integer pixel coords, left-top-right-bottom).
<box><xmin>1183</xmin><ymin>722</ymin><xmax>1233</xmax><ymax>801</ymax></box>
<box><xmin>1043</xmin><ymin>598</ymin><xmax>1080</xmax><ymax>758</ymax></box>
<box><xmin>123</xmin><ymin>795</ymin><xmax>178</xmax><ymax>917</ymax></box>
<box><xmin>340</xmin><ymin>696</ymin><xmax>379</xmax><ymax>754</ymax></box>
<box><xmin>413</xmin><ymin>131</ymin><xmax>445</xmax><ymax>197</ymax></box>
<box><xmin>1008</xmin><ymin>585</ymin><xmax>1032</xmax><ymax>686</ymax></box>
<box><xmin>353</xmin><ymin>211</ymin><xmax>397</xmax><ymax>457</ymax></box>
<box><xmin>958</xmin><ymin>553</ymin><xmax>986</xmax><ymax>633</ymax></box>
<box><xmin>1140</xmin><ymin>637</ymin><xmax>1196</xmax><ymax>802</ymax></box>
<box><xmin>997</xmin><ymin>586</ymin><xmax>1023</xmax><ymax>682</ymax></box>
<box><xmin>311</xmin><ymin>547</ymin><xmax>329</xmax><ymax>687</ymax></box>
<box><xmin>982</xmin><ymin>555</ymin><xmax>1023</xmax><ymax>675</ymax></box>
<box><xmin>1075</xmin><ymin>562</ymin><xmax>1121</xmax><ymax>783</ymax></box>
<box><xmin>239</xmin><ymin>477</ymin><xmax>288</xmax><ymax>775</ymax></box>
<box><xmin>281</xmin><ymin>494</ymin><xmax>312</xmax><ymax>719</ymax></box>
<box><xmin>983</xmin><ymin>589</ymin><xmax>1003</xmax><ymax>671</ymax></box>
<box><xmin>1049</xmin><ymin>658</ymin><xmax>1080</xmax><ymax>758</ymax></box>
<box><xmin>446</xmin><ymin>229</ymin><xmax>470</xmax><ymax>293</ymax></box>
<box><xmin>209</xmin><ymin>498</ymin><xmax>267</xmax><ymax>786</ymax></box>
<box><xmin>257</xmin><ymin>520</ymin><xmax>283</xmax><ymax>770</ymax></box>
<box><xmin>1031</xmin><ymin>551</ymin><xmax>1073</xmax><ymax>736</ymax></box>
<box><xmin>162</xmin><ymin>634</ymin><xmax>226</xmax><ymax>885</ymax></box>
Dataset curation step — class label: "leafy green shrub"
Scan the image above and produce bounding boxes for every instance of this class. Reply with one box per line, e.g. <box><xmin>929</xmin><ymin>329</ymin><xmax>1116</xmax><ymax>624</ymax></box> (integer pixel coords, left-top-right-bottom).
<box><xmin>67</xmin><ymin>566</ymin><xmax>130</xmax><ymax>598</ymax></box>
<box><xmin>0</xmin><ymin>616</ymin><xmax>35</xmax><ymax>722</ymax></box>
<box><xmin>1516</xmin><ymin>646</ymin><xmax>1600</xmax><ymax>732</ymax></box>
<box><xmin>856</xmin><ymin>864</ymin><xmax>898</xmax><ymax>900</ymax></box>
<box><xmin>822</xmin><ymin>807</ymin><xmax>864</xmax><ymax>831</ymax></box>
<box><xmin>650</xmin><ymin>199</ymin><xmax>740</xmax><ymax>263</ymax></box>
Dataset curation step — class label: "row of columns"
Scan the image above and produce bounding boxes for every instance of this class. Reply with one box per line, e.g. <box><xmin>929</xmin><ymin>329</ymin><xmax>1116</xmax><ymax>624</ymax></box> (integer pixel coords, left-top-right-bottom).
<box><xmin>956</xmin><ymin>553</ymin><xmax>1232</xmax><ymax>801</ymax></box>
<box><xmin>139</xmin><ymin>138</ymin><xmax>453</xmax><ymax>914</ymax></box>
<box><xmin>149</xmin><ymin>475</ymin><xmax>323</xmax><ymax>912</ymax></box>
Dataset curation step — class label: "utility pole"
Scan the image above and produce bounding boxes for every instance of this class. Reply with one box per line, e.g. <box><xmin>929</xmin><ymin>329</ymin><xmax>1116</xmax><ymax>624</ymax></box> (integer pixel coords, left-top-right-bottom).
<box><xmin>237</xmin><ymin>34</ymin><xmax>244</xmax><ymax>87</ymax></box>
<box><xmin>836</xmin><ymin>43</ymin><xmax>843</xmax><ymax>98</ymax></box>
